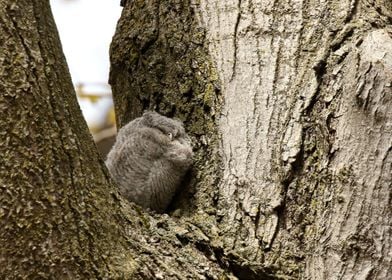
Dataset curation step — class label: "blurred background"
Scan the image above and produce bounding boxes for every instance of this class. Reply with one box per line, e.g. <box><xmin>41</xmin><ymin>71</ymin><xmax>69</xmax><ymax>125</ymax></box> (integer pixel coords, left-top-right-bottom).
<box><xmin>50</xmin><ymin>0</ymin><xmax>122</xmax><ymax>156</ymax></box>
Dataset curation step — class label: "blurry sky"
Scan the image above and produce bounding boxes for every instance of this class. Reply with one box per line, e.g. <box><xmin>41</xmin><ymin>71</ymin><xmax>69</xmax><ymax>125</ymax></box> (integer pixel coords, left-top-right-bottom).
<box><xmin>50</xmin><ymin>0</ymin><xmax>122</xmax><ymax>85</ymax></box>
<box><xmin>50</xmin><ymin>0</ymin><xmax>122</xmax><ymax>132</ymax></box>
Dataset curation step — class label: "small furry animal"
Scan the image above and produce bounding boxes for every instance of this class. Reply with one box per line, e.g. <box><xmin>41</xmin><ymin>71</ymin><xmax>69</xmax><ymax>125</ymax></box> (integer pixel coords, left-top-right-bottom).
<box><xmin>106</xmin><ymin>111</ymin><xmax>193</xmax><ymax>213</ymax></box>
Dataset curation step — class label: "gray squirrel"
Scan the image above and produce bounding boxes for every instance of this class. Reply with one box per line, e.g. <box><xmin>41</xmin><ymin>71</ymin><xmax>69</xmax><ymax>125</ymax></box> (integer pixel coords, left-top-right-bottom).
<box><xmin>105</xmin><ymin>111</ymin><xmax>193</xmax><ymax>213</ymax></box>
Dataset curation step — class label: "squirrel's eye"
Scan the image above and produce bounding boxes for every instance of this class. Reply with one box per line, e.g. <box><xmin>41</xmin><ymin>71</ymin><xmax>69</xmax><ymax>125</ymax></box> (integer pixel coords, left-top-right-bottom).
<box><xmin>167</xmin><ymin>132</ymin><xmax>173</xmax><ymax>140</ymax></box>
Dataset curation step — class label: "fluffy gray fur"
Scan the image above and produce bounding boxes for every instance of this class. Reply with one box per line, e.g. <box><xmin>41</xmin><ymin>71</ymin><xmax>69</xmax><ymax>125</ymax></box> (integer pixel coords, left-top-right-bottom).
<box><xmin>105</xmin><ymin>111</ymin><xmax>193</xmax><ymax>213</ymax></box>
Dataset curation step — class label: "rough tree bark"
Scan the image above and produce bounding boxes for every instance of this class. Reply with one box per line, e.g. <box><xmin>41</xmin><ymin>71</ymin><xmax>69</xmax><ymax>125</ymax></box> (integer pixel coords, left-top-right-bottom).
<box><xmin>110</xmin><ymin>0</ymin><xmax>391</xmax><ymax>279</ymax></box>
<box><xmin>1</xmin><ymin>0</ymin><xmax>391</xmax><ymax>279</ymax></box>
<box><xmin>0</xmin><ymin>0</ymin><xmax>139</xmax><ymax>278</ymax></box>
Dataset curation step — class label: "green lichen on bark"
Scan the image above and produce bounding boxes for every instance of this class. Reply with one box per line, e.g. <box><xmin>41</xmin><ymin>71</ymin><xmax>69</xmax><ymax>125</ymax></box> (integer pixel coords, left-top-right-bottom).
<box><xmin>110</xmin><ymin>0</ymin><xmax>223</xmax><ymax>214</ymax></box>
<box><xmin>0</xmin><ymin>1</ymin><xmax>134</xmax><ymax>278</ymax></box>
<box><xmin>110</xmin><ymin>0</ymin><xmax>221</xmax><ymax>127</ymax></box>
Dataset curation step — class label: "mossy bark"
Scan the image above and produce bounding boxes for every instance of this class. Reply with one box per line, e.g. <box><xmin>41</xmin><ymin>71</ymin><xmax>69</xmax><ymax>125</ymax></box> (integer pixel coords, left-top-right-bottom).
<box><xmin>0</xmin><ymin>1</ymin><xmax>134</xmax><ymax>278</ymax></box>
<box><xmin>110</xmin><ymin>0</ymin><xmax>223</xmax><ymax>217</ymax></box>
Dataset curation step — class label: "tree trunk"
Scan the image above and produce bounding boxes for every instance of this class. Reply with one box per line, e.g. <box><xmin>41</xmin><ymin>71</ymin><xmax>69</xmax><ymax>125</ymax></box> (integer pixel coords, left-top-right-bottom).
<box><xmin>1</xmin><ymin>0</ymin><xmax>390</xmax><ymax>279</ymax></box>
<box><xmin>110</xmin><ymin>0</ymin><xmax>391</xmax><ymax>279</ymax></box>
<box><xmin>0</xmin><ymin>1</ymin><xmax>135</xmax><ymax>278</ymax></box>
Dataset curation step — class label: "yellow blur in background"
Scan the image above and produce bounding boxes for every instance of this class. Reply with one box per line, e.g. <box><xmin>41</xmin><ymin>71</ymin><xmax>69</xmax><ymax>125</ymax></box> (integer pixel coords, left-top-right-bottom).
<box><xmin>50</xmin><ymin>0</ymin><xmax>122</xmax><ymax>156</ymax></box>
<box><xmin>75</xmin><ymin>83</ymin><xmax>117</xmax><ymax>157</ymax></box>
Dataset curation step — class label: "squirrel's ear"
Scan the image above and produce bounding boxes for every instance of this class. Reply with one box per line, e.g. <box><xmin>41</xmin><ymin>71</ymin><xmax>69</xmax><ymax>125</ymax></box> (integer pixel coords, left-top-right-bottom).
<box><xmin>141</xmin><ymin>111</ymin><xmax>155</xmax><ymax>125</ymax></box>
<box><xmin>142</xmin><ymin>111</ymin><xmax>164</xmax><ymax>127</ymax></box>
